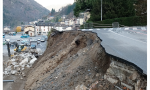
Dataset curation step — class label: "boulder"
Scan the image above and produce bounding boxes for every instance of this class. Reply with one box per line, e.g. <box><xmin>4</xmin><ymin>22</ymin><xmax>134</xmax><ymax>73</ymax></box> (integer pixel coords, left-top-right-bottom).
<box><xmin>11</xmin><ymin>70</ymin><xmax>17</xmax><ymax>75</ymax></box>
<box><xmin>29</xmin><ymin>58</ymin><xmax>37</xmax><ymax>65</ymax></box>
<box><xmin>19</xmin><ymin>58</ymin><xmax>28</xmax><ymax>66</ymax></box>
<box><xmin>130</xmin><ymin>71</ymin><xmax>139</xmax><ymax>81</ymax></box>
<box><xmin>75</xmin><ymin>84</ymin><xmax>87</xmax><ymax>90</ymax></box>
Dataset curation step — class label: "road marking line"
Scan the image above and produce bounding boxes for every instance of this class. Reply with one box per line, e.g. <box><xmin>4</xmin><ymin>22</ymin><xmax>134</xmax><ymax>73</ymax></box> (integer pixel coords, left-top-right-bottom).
<box><xmin>133</xmin><ymin>28</ymin><xmax>137</xmax><ymax>30</ymax></box>
<box><xmin>97</xmin><ymin>29</ymin><xmax>101</xmax><ymax>30</ymax></box>
<box><xmin>125</xmin><ymin>28</ymin><xmax>129</xmax><ymax>30</ymax></box>
<box><xmin>109</xmin><ymin>29</ymin><xmax>146</xmax><ymax>44</ymax></box>
<box><xmin>109</xmin><ymin>28</ymin><xmax>113</xmax><ymax>31</ymax></box>
<box><xmin>127</xmin><ymin>29</ymin><xmax>147</xmax><ymax>35</ymax></box>
<box><xmin>141</xmin><ymin>27</ymin><xmax>146</xmax><ymax>30</ymax></box>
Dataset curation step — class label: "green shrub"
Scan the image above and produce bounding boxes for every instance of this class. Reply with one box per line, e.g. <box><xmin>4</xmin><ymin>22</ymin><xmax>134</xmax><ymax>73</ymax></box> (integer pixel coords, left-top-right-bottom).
<box><xmin>92</xmin><ymin>16</ymin><xmax>147</xmax><ymax>26</ymax></box>
<box><xmin>80</xmin><ymin>25</ymin><xmax>84</xmax><ymax>29</ymax></box>
<box><xmin>47</xmin><ymin>31</ymin><xmax>51</xmax><ymax>37</ymax></box>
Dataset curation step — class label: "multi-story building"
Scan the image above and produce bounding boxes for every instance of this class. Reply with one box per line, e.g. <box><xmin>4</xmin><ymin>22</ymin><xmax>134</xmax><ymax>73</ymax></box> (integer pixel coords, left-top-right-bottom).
<box><xmin>24</xmin><ymin>25</ymin><xmax>35</xmax><ymax>36</ymax></box>
<box><xmin>35</xmin><ymin>22</ymin><xmax>54</xmax><ymax>36</ymax></box>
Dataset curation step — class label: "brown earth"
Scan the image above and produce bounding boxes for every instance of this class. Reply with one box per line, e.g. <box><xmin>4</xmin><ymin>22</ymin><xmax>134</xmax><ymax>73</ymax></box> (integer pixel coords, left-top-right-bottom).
<box><xmin>3</xmin><ymin>54</ymin><xmax>26</xmax><ymax>90</ymax></box>
<box><xmin>24</xmin><ymin>30</ymin><xmax>112</xmax><ymax>90</ymax></box>
<box><xmin>3</xmin><ymin>30</ymin><xmax>146</xmax><ymax>90</ymax></box>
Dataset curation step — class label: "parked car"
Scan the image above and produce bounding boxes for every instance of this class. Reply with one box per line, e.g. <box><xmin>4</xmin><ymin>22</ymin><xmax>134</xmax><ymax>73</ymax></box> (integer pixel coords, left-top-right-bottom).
<box><xmin>9</xmin><ymin>41</ymin><xmax>18</xmax><ymax>47</ymax></box>
<box><xmin>30</xmin><ymin>44</ymin><xmax>36</xmax><ymax>49</ymax></box>
<box><xmin>5</xmin><ymin>39</ymin><xmax>10</xmax><ymax>42</ymax></box>
<box><xmin>37</xmin><ymin>38</ymin><xmax>41</xmax><ymax>41</ymax></box>
<box><xmin>24</xmin><ymin>41</ymin><xmax>30</xmax><ymax>46</ymax></box>
<box><xmin>40</xmin><ymin>38</ymin><xmax>45</xmax><ymax>42</ymax></box>
<box><xmin>20</xmin><ymin>34</ymin><xmax>30</xmax><ymax>38</ymax></box>
<box><xmin>30</xmin><ymin>39</ymin><xmax>37</xmax><ymax>42</ymax></box>
<box><xmin>42</xmin><ymin>35</ymin><xmax>48</xmax><ymax>41</ymax></box>
<box><xmin>3</xmin><ymin>33</ymin><xmax>5</xmax><ymax>38</ymax></box>
<box><xmin>21</xmin><ymin>40</ymin><xmax>28</xmax><ymax>44</ymax></box>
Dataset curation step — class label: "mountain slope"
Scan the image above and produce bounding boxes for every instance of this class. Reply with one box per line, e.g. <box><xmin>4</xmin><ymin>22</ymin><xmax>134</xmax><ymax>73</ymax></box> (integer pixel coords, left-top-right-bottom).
<box><xmin>3</xmin><ymin>0</ymin><xmax>50</xmax><ymax>28</ymax></box>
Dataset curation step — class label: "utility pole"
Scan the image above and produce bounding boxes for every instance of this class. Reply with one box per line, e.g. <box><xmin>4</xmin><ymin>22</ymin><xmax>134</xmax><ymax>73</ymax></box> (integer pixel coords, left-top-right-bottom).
<box><xmin>6</xmin><ymin>41</ymin><xmax>10</xmax><ymax>57</ymax></box>
<box><xmin>101</xmin><ymin>0</ymin><xmax>102</xmax><ymax>21</ymax></box>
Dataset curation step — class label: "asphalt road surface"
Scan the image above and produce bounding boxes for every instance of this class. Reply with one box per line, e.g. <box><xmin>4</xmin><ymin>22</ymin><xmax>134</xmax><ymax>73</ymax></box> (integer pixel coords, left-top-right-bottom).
<box><xmin>81</xmin><ymin>26</ymin><xmax>147</xmax><ymax>74</ymax></box>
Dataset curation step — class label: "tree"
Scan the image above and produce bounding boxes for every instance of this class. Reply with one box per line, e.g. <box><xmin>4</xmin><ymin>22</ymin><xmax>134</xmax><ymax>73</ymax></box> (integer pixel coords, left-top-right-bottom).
<box><xmin>74</xmin><ymin>0</ymin><xmax>136</xmax><ymax>21</ymax></box>
<box><xmin>51</xmin><ymin>8</ymin><xmax>55</xmax><ymax>16</ymax></box>
<box><xmin>134</xmin><ymin>0</ymin><xmax>147</xmax><ymax>16</ymax></box>
<box><xmin>16</xmin><ymin>26</ymin><xmax>21</xmax><ymax>32</ymax></box>
<box><xmin>21</xmin><ymin>22</ymin><xmax>24</xmax><ymax>25</ymax></box>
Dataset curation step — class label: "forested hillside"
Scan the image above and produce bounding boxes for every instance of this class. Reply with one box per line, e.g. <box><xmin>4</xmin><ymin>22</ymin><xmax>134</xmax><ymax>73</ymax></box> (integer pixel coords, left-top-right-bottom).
<box><xmin>46</xmin><ymin>3</ymin><xmax>76</xmax><ymax>22</ymax></box>
<box><xmin>3</xmin><ymin>0</ymin><xmax>50</xmax><ymax>28</ymax></box>
<box><xmin>74</xmin><ymin>0</ymin><xmax>147</xmax><ymax>22</ymax></box>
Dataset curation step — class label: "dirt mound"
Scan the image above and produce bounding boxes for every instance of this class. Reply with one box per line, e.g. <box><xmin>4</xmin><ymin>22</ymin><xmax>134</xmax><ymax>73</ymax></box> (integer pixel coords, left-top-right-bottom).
<box><xmin>24</xmin><ymin>30</ymin><xmax>147</xmax><ymax>90</ymax></box>
<box><xmin>24</xmin><ymin>31</ymin><xmax>110</xmax><ymax>90</ymax></box>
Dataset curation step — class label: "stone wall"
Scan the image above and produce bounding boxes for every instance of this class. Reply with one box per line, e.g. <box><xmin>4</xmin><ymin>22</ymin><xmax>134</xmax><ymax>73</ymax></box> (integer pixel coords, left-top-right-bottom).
<box><xmin>104</xmin><ymin>56</ymin><xmax>147</xmax><ymax>90</ymax></box>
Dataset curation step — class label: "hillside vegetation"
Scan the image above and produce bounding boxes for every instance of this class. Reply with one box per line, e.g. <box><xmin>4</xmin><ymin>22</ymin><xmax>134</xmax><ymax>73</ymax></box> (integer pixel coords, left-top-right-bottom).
<box><xmin>74</xmin><ymin>0</ymin><xmax>147</xmax><ymax>26</ymax></box>
<box><xmin>3</xmin><ymin>0</ymin><xmax>50</xmax><ymax>28</ymax></box>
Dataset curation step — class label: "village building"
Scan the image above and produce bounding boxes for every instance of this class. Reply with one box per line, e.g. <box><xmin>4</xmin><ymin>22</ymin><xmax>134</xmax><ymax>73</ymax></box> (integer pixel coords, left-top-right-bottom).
<box><xmin>60</xmin><ymin>22</ymin><xmax>65</xmax><ymax>24</ymax></box>
<box><xmin>35</xmin><ymin>22</ymin><xmax>54</xmax><ymax>36</ymax></box>
<box><xmin>65</xmin><ymin>19</ymin><xmax>69</xmax><ymax>26</ymax></box>
<box><xmin>68</xmin><ymin>19</ymin><xmax>74</xmax><ymax>26</ymax></box>
<box><xmin>47</xmin><ymin>16</ymin><xmax>54</xmax><ymax>20</ymax></box>
<box><xmin>24</xmin><ymin>25</ymin><xmax>35</xmax><ymax>36</ymax></box>
<box><xmin>3</xmin><ymin>26</ymin><xmax>11</xmax><ymax>33</ymax></box>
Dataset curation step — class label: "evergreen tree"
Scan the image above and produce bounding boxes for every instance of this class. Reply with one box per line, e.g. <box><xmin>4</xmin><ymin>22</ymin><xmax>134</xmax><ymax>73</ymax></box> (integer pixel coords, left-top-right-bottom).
<box><xmin>74</xmin><ymin>0</ymin><xmax>136</xmax><ymax>21</ymax></box>
<box><xmin>51</xmin><ymin>8</ymin><xmax>55</xmax><ymax>16</ymax></box>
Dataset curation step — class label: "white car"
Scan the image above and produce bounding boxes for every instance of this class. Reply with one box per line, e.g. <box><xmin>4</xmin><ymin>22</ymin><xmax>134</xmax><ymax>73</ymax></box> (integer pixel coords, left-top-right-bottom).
<box><xmin>37</xmin><ymin>38</ymin><xmax>41</xmax><ymax>41</ymax></box>
<box><xmin>40</xmin><ymin>38</ymin><xmax>45</xmax><ymax>42</ymax></box>
<box><xmin>5</xmin><ymin>39</ymin><xmax>10</xmax><ymax>42</ymax></box>
<box><xmin>30</xmin><ymin>39</ymin><xmax>36</xmax><ymax>42</ymax></box>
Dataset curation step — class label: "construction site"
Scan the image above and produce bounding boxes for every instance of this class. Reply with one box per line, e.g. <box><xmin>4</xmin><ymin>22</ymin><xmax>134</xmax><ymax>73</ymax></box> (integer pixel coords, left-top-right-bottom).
<box><xmin>3</xmin><ymin>30</ymin><xmax>147</xmax><ymax>90</ymax></box>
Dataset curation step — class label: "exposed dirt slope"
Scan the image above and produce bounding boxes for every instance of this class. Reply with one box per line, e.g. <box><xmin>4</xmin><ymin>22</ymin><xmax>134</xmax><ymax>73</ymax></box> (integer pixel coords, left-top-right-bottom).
<box><xmin>25</xmin><ymin>31</ymin><xmax>111</xmax><ymax>90</ymax></box>
<box><xmin>24</xmin><ymin>30</ymin><xmax>147</xmax><ymax>90</ymax></box>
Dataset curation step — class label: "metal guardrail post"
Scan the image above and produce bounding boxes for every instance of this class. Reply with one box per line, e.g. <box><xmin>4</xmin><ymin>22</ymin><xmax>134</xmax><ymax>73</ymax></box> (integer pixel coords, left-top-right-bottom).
<box><xmin>3</xmin><ymin>80</ymin><xmax>14</xmax><ymax>82</ymax></box>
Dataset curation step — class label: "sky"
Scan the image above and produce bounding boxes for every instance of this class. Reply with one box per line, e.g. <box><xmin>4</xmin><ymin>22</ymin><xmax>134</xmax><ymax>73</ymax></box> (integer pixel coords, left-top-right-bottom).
<box><xmin>34</xmin><ymin>0</ymin><xmax>74</xmax><ymax>11</ymax></box>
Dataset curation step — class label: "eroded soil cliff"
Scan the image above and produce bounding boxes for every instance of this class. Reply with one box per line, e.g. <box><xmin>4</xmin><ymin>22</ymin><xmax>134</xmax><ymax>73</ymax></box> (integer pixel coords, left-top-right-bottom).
<box><xmin>25</xmin><ymin>30</ymin><xmax>146</xmax><ymax>90</ymax></box>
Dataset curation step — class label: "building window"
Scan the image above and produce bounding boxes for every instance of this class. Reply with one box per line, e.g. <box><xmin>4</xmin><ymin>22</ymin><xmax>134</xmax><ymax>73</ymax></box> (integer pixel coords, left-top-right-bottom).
<box><xmin>44</xmin><ymin>29</ymin><xmax>45</xmax><ymax>31</ymax></box>
<box><xmin>37</xmin><ymin>29</ymin><xmax>38</xmax><ymax>31</ymax></box>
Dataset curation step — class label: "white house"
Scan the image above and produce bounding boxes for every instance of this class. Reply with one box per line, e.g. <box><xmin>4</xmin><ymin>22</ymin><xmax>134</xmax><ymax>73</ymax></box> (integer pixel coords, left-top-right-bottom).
<box><xmin>29</xmin><ymin>21</ymin><xmax>38</xmax><ymax>25</ymax></box>
<box><xmin>47</xmin><ymin>16</ymin><xmax>54</xmax><ymax>20</ymax></box>
<box><xmin>3</xmin><ymin>26</ymin><xmax>10</xmax><ymax>33</ymax></box>
<box><xmin>79</xmin><ymin>18</ymin><xmax>84</xmax><ymax>25</ymax></box>
<box><xmin>79</xmin><ymin>12</ymin><xmax>91</xmax><ymax>23</ymax></box>
<box><xmin>65</xmin><ymin>19</ymin><xmax>69</xmax><ymax>26</ymax></box>
<box><xmin>65</xmin><ymin>27</ymin><xmax>72</xmax><ymax>31</ymax></box>
<box><xmin>24</xmin><ymin>25</ymin><xmax>35</xmax><ymax>36</ymax></box>
<box><xmin>4</xmin><ymin>26</ymin><xmax>10</xmax><ymax>31</ymax></box>
<box><xmin>35</xmin><ymin>22</ymin><xmax>54</xmax><ymax>36</ymax></box>
<box><xmin>60</xmin><ymin>22</ymin><xmax>65</xmax><ymax>24</ymax></box>
<box><xmin>54</xmin><ymin>26</ymin><xmax>63</xmax><ymax>31</ymax></box>
<box><xmin>69</xmin><ymin>19</ymin><xmax>74</xmax><ymax>26</ymax></box>
<box><xmin>76</xmin><ymin>19</ymin><xmax>80</xmax><ymax>24</ymax></box>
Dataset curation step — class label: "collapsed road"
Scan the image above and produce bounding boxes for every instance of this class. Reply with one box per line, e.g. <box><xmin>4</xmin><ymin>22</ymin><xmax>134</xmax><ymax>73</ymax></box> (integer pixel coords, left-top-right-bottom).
<box><xmin>82</xmin><ymin>27</ymin><xmax>147</xmax><ymax>74</ymax></box>
<box><xmin>21</xmin><ymin>30</ymin><xmax>146</xmax><ymax>90</ymax></box>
